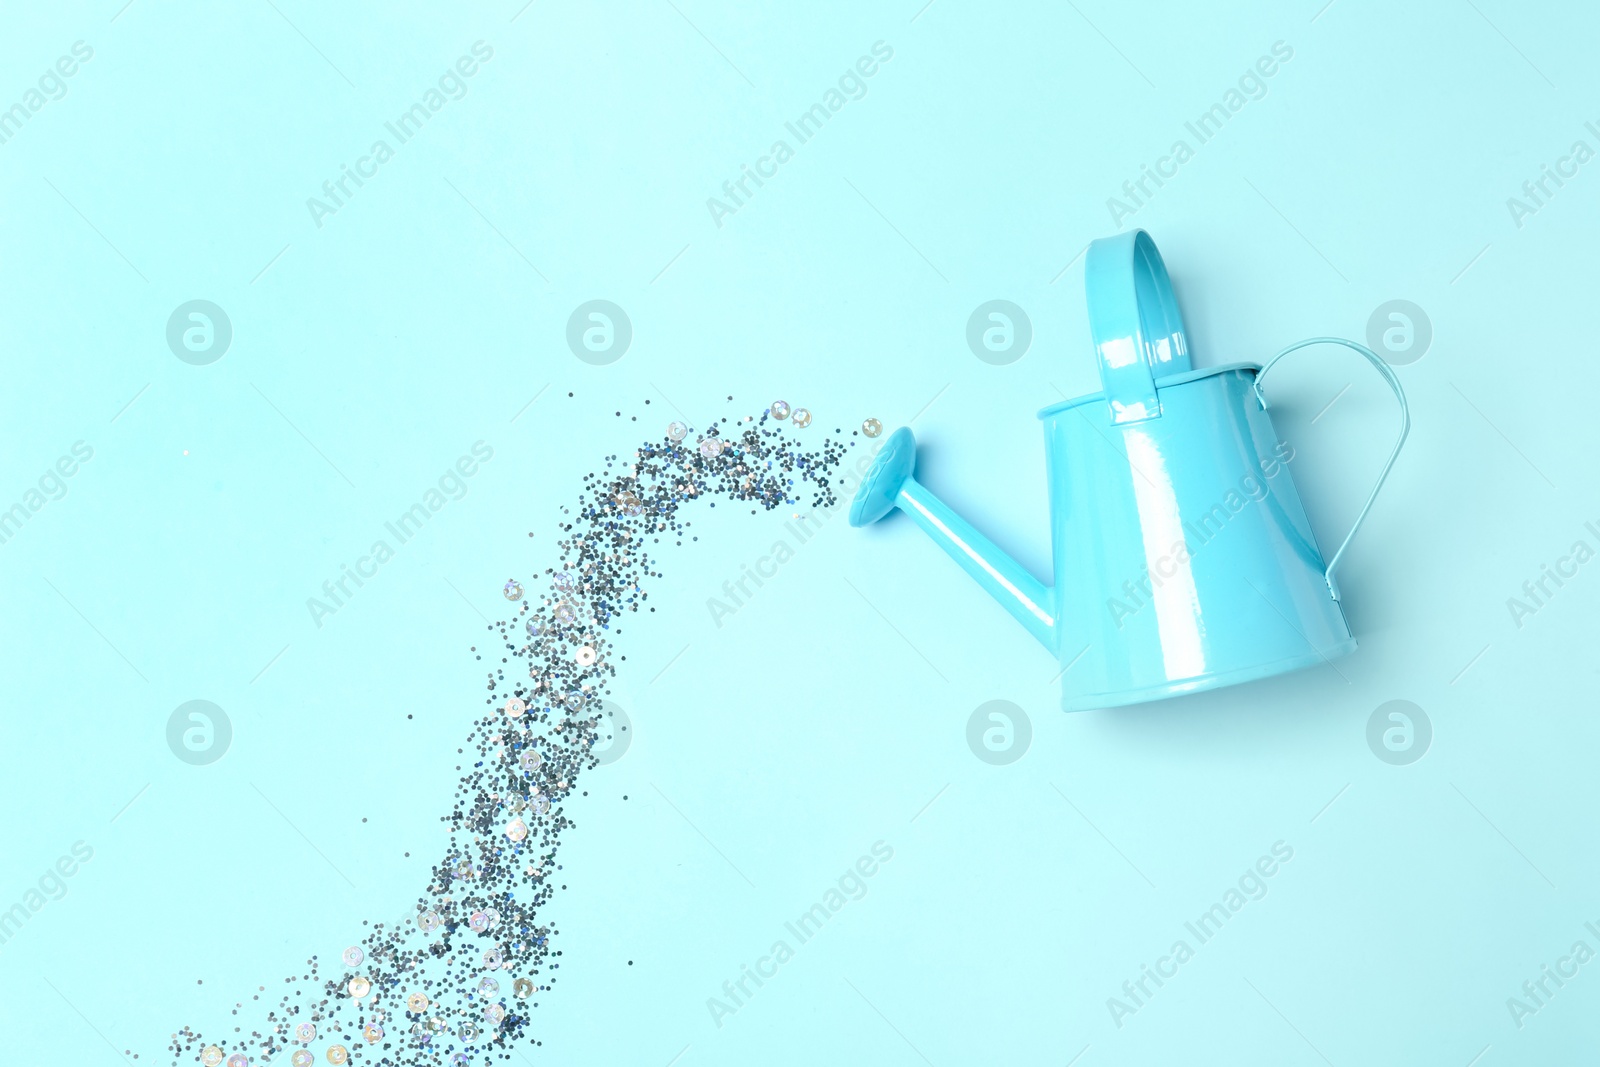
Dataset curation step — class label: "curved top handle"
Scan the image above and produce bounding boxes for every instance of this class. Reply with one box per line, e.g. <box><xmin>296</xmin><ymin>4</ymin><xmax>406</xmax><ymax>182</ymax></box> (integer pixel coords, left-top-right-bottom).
<box><xmin>1085</xmin><ymin>230</ymin><xmax>1192</xmax><ymax>425</ymax></box>
<box><xmin>1253</xmin><ymin>337</ymin><xmax>1410</xmax><ymax>602</ymax></box>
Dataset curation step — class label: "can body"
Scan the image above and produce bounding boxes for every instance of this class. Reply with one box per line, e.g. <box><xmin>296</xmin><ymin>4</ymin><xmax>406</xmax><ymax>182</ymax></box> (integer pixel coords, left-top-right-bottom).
<box><xmin>1042</xmin><ymin>367</ymin><xmax>1355</xmax><ymax>711</ymax></box>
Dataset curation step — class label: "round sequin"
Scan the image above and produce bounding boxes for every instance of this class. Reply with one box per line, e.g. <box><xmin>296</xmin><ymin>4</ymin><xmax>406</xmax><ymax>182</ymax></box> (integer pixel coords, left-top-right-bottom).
<box><xmin>478</xmin><ymin>976</ymin><xmax>500</xmax><ymax>996</ymax></box>
<box><xmin>520</xmin><ymin>750</ymin><xmax>542</xmax><ymax>773</ymax></box>
<box><xmin>469</xmin><ymin>910</ymin><xmax>491</xmax><ymax>933</ymax></box>
<box><xmin>483</xmin><ymin>949</ymin><xmax>504</xmax><ymax>969</ymax></box>
<box><xmin>459</xmin><ymin>1023</ymin><xmax>481</xmax><ymax>1042</ymax></box>
<box><xmin>293</xmin><ymin>1022</ymin><xmax>316</xmax><ymax>1043</ymax></box>
<box><xmin>484</xmin><ymin>1003</ymin><xmax>507</xmax><ymax>1024</ymax></box>
<box><xmin>514</xmin><ymin>978</ymin><xmax>534</xmax><ymax>998</ymax></box>
<box><xmin>617</xmin><ymin>491</ymin><xmax>644</xmax><ymax>518</ymax></box>
<box><xmin>553</xmin><ymin>572</ymin><xmax>575</xmax><ymax>592</ymax></box>
<box><xmin>341</xmin><ymin>946</ymin><xmax>364</xmax><ymax>968</ymax></box>
<box><xmin>504</xmin><ymin>697</ymin><xmax>527</xmax><ymax>719</ymax></box>
<box><xmin>418</xmin><ymin>909</ymin><xmax>442</xmax><ymax>932</ymax></box>
<box><xmin>503</xmin><ymin>579</ymin><xmax>524</xmax><ymax>601</ymax></box>
<box><xmin>506</xmin><ymin>817</ymin><xmax>529</xmax><ymax>842</ymax></box>
<box><xmin>863</xmin><ymin>418</ymin><xmax>882</xmax><ymax>437</ymax></box>
<box><xmin>363</xmin><ymin>1023</ymin><xmax>384</xmax><ymax>1044</ymax></box>
<box><xmin>770</xmin><ymin>400</ymin><xmax>790</xmax><ymax>419</ymax></box>
<box><xmin>347</xmin><ymin>976</ymin><xmax>371</xmax><ymax>998</ymax></box>
<box><xmin>563</xmin><ymin>691</ymin><xmax>585</xmax><ymax>712</ymax></box>
<box><xmin>407</xmin><ymin>992</ymin><xmax>429</xmax><ymax>1012</ymax></box>
<box><xmin>792</xmin><ymin>407</ymin><xmax>812</xmax><ymax>428</ymax></box>
<box><xmin>201</xmin><ymin>1049</ymin><xmax>224</xmax><ymax>1067</ymax></box>
<box><xmin>575</xmin><ymin>645</ymin><xmax>596</xmax><ymax>666</ymax></box>
<box><xmin>530</xmin><ymin>796</ymin><xmax>551</xmax><ymax>815</ymax></box>
<box><xmin>525</xmin><ymin>617</ymin><xmax>543</xmax><ymax>638</ymax></box>
<box><xmin>291</xmin><ymin>1052</ymin><xmax>314</xmax><ymax>1067</ymax></box>
<box><xmin>554</xmin><ymin>601</ymin><xmax>577</xmax><ymax>625</ymax></box>
<box><xmin>226</xmin><ymin>1055</ymin><xmax>248</xmax><ymax>1067</ymax></box>
<box><xmin>698</xmin><ymin>437</ymin><xmax>723</xmax><ymax>458</ymax></box>
<box><xmin>326</xmin><ymin>1047</ymin><xmax>349</xmax><ymax>1066</ymax></box>
<box><xmin>667</xmin><ymin>420</ymin><xmax>687</xmax><ymax>441</ymax></box>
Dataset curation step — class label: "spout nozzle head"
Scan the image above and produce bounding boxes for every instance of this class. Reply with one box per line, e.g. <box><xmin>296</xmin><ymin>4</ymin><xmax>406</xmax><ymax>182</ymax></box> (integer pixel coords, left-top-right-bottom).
<box><xmin>849</xmin><ymin>426</ymin><xmax>916</xmax><ymax>527</ymax></box>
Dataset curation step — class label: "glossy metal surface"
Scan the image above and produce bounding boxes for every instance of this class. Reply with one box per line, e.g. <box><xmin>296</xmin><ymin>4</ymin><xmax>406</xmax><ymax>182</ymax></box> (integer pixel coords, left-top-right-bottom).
<box><xmin>849</xmin><ymin>230</ymin><xmax>1409</xmax><ymax>711</ymax></box>
<box><xmin>1085</xmin><ymin>229</ymin><xmax>1191</xmax><ymax>424</ymax></box>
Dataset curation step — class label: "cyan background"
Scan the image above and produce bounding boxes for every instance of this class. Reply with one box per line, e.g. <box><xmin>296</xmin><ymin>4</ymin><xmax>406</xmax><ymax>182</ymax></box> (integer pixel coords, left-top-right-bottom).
<box><xmin>2</xmin><ymin>1</ymin><xmax>1597</xmax><ymax>1064</ymax></box>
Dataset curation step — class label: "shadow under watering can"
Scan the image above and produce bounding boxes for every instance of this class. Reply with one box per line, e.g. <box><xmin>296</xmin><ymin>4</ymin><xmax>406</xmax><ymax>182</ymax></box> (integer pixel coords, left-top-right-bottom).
<box><xmin>851</xmin><ymin>230</ymin><xmax>1409</xmax><ymax>711</ymax></box>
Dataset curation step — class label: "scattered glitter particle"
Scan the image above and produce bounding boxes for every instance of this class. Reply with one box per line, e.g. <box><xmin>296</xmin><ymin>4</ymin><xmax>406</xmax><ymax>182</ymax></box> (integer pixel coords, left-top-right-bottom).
<box><xmin>163</xmin><ymin>395</ymin><xmax>855</xmax><ymax>1067</ymax></box>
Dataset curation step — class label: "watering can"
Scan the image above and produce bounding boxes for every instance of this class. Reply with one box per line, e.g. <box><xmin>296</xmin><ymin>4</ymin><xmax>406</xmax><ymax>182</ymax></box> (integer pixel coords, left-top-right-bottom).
<box><xmin>850</xmin><ymin>230</ymin><xmax>1409</xmax><ymax>710</ymax></box>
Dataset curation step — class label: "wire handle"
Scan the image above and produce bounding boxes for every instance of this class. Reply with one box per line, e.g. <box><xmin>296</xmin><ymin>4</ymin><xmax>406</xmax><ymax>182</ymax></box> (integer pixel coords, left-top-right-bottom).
<box><xmin>1253</xmin><ymin>336</ymin><xmax>1410</xmax><ymax>601</ymax></box>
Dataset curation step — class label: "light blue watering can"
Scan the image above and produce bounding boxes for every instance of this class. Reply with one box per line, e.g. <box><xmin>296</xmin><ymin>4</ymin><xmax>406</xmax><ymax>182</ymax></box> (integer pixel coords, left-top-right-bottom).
<box><xmin>851</xmin><ymin>230</ymin><xmax>1409</xmax><ymax>710</ymax></box>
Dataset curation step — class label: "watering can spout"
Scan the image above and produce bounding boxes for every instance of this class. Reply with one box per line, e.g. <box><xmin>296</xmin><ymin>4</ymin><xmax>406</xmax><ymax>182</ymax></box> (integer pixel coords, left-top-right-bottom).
<box><xmin>849</xmin><ymin>427</ymin><xmax>1057</xmax><ymax>654</ymax></box>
